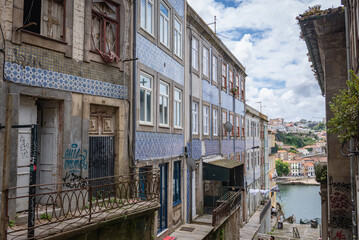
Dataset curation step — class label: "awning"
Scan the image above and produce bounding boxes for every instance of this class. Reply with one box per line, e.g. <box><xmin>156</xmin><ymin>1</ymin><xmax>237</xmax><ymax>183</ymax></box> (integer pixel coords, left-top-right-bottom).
<box><xmin>203</xmin><ymin>157</ymin><xmax>244</xmax><ymax>183</ymax></box>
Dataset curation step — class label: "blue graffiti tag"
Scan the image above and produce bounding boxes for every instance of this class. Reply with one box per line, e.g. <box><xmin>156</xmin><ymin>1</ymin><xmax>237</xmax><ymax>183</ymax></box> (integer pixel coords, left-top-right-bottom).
<box><xmin>63</xmin><ymin>143</ymin><xmax>88</xmax><ymax>173</ymax></box>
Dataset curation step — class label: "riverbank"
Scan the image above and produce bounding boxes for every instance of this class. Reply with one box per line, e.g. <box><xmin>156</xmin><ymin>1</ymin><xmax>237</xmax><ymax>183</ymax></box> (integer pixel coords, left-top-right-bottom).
<box><xmin>276</xmin><ymin>177</ymin><xmax>319</xmax><ymax>185</ymax></box>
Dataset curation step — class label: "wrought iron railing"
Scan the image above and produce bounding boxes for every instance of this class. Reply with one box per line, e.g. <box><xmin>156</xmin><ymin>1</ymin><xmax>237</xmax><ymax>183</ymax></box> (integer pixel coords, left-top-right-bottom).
<box><xmin>212</xmin><ymin>191</ymin><xmax>242</xmax><ymax>227</ymax></box>
<box><xmin>4</xmin><ymin>170</ymin><xmax>160</xmax><ymax>240</ymax></box>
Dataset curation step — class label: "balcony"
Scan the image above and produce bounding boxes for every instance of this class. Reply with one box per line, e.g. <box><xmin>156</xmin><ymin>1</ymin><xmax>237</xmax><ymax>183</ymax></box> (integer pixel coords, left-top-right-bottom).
<box><xmin>4</xmin><ymin>170</ymin><xmax>160</xmax><ymax>239</ymax></box>
<box><xmin>212</xmin><ymin>191</ymin><xmax>242</xmax><ymax>227</ymax></box>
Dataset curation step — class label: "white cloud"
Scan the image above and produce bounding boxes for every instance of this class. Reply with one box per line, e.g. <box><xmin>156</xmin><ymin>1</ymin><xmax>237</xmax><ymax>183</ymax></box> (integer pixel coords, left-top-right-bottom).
<box><xmin>188</xmin><ymin>0</ymin><xmax>340</xmax><ymax>121</ymax></box>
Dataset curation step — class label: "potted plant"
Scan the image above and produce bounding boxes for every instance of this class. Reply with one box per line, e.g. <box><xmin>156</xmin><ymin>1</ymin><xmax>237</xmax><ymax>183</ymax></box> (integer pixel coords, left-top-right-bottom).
<box><xmin>231</xmin><ymin>88</ymin><xmax>239</xmax><ymax>96</ymax></box>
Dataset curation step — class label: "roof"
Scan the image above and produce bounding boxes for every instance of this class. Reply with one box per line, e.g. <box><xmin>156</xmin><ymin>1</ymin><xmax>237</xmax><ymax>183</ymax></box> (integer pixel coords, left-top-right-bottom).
<box><xmin>297</xmin><ymin>6</ymin><xmax>345</xmax><ymax>96</ymax></box>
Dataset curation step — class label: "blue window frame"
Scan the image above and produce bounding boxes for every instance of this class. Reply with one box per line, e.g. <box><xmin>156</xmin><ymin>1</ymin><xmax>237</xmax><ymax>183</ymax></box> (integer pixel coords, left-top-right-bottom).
<box><xmin>173</xmin><ymin>161</ymin><xmax>181</xmax><ymax>206</ymax></box>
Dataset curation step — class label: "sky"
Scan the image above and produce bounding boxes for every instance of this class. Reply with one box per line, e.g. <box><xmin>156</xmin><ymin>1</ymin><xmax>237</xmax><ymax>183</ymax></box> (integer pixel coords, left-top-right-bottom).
<box><xmin>187</xmin><ymin>0</ymin><xmax>340</xmax><ymax>122</ymax></box>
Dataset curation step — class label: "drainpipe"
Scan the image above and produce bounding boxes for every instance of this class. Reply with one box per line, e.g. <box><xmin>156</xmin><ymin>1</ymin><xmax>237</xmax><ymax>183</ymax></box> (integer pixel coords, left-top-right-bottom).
<box><xmin>189</xmin><ymin>26</ymin><xmax>193</xmax><ymax>222</ymax></box>
<box><xmin>344</xmin><ymin>1</ymin><xmax>357</xmax><ymax>239</ymax></box>
<box><xmin>131</xmin><ymin>0</ymin><xmax>137</xmax><ymax>168</ymax></box>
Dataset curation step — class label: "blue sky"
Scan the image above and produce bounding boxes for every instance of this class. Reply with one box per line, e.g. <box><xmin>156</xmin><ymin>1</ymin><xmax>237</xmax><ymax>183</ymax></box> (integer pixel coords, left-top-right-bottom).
<box><xmin>188</xmin><ymin>0</ymin><xmax>340</xmax><ymax>121</ymax></box>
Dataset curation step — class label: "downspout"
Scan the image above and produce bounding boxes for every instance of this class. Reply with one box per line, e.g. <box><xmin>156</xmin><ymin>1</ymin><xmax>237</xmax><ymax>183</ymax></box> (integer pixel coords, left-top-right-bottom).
<box><xmin>188</xmin><ymin>25</ymin><xmax>193</xmax><ymax>222</ymax></box>
<box><xmin>344</xmin><ymin>2</ymin><xmax>357</xmax><ymax>239</ymax></box>
<box><xmin>132</xmin><ymin>0</ymin><xmax>137</xmax><ymax>168</ymax></box>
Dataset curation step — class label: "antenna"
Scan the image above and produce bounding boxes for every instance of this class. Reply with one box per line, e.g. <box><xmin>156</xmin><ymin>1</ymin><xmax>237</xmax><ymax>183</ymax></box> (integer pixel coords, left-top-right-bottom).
<box><xmin>207</xmin><ymin>16</ymin><xmax>217</xmax><ymax>34</ymax></box>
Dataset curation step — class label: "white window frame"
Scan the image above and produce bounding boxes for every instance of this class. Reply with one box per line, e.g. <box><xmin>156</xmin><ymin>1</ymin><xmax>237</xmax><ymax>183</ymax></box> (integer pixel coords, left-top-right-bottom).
<box><xmin>212</xmin><ymin>55</ymin><xmax>218</xmax><ymax>83</ymax></box>
<box><xmin>159</xmin><ymin>81</ymin><xmax>169</xmax><ymax>127</ymax></box>
<box><xmin>174</xmin><ymin>17</ymin><xmax>182</xmax><ymax>58</ymax></box>
<box><xmin>159</xmin><ymin>2</ymin><xmax>170</xmax><ymax>48</ymax></box>
<box><xmin>174</xmin><ymin>88</ymin><xmax>182</xmax><ymax>128</ymax></box>
<box><xmin>229</xmin><ymin>113</ymin><xmax>234</xmax><ymax>136</ymax></box>
<box><xmin>203</xmin><ymin>47</ymin><xmax>209</xmax><ymax>77</ymax></box>
<box><xmin>140</xmin><ymin>0</ymin><xmax>154</xmax><ymax>35</ymax></box>
<box><xmin>192</xmin><ymin>37</ymin><xmax>199</xmax><ymax>70</ymax></box>
<box><xmin>203</xmin><ymin>105</ymin><xmax>209</xmax><ymax>135</ymax></box>
<box><xmin>192</xmin><ymin>102</ymin><xmax>199</xmax><ymax>134</ymax></box>
<box><xmin>213</xmin><ymin>108</ymin><xmax>218</xmax><ymax>136</ymax></box>
<box><xmin>139</xmin><ymin>72</ymin><xmax>153</xmax><ymax>124</ymax></box>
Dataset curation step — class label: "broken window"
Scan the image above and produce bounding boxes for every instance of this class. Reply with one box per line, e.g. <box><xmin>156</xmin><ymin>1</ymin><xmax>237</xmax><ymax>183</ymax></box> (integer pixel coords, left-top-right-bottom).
<box><xmin>23</xmin><ymin>0</ymin><xmax>65</xmax><ymax>41</ymax></box>
<box><xmin>91</xmin><ymin>0</ymin><xmax>120</xmax><ymax>63</ymax></box>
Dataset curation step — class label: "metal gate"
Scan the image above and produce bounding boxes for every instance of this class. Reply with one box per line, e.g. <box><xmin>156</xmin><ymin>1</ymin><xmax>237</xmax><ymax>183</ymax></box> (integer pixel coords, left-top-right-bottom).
<box><xmin>88</xmin><ymin>136</ymin><xmax>115</xmax><ymax>179</ymax></box>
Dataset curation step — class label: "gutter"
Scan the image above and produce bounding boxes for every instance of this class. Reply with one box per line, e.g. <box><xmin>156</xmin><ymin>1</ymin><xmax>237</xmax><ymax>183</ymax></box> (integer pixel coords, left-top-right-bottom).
<box><xmin>131</xmin><ymin>0</ymin><xmax>137</xmax><ymax>167</ymax></box>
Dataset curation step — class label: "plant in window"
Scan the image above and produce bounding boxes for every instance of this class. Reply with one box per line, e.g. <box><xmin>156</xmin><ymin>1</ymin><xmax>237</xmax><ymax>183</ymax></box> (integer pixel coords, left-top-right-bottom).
<box><xmin>327</xmin><ymin>71</ymin><xmax>359</xmax><ymax>145</ymax></box>
<box><xmin>231</xmin><ymin>88</ymin><xmax>238</xmax><ymax>96</ymax></box>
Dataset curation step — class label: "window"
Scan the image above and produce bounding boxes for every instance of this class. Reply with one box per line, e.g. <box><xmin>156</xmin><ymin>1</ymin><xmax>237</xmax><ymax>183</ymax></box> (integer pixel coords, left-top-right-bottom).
<box><xmin>159</xmin><ymin>3</ymin><xmax>170</xmax><ymax>47</ymax></box>
<box><xmin>23</xmin><ymin>0</ymin><xmax>66</xmax><ymax>41</ymax></box>
<box><xmin>139</xmin><ymin>73</ymin><xmax>153</xmax><ymax>124</ymax></box>
<box><xmin>91</xmin><ymin>1</ymin><xmax>120</xmax><ymax>60</ymax></box>
<box><xmin>174</xmin><ymin>88</ymin><xmax>182</xmax><ymax>128</ymax></box>
<box><xmin>159</xmin><ymin>81</ymin><xmax>169</xmax><ymax>126</ymax></box>
<box><xmin>246</xmin><ymin>119</ymin><xmax>249</xmax><ymax>136</ymax></box>
<box><xmin>174</xmin><ymin>18</ymin><xmax>182</xmax><ymax>57</ymax></box>
<box><xmin>203</xmin><ymin>106</ymin><xmax>209</xmax><ymax>135</ymax></box>
<box><xmin>229</xmin><ymin>69</ymin><xmax>233</xmax><ymax>91</ymax></box>
<box><xmin>141</xmin><ymin>0</ymin><xmax>154</xmax><ymax>34</ymax></box>
<box><xmin>212</xmin><ymin>55</ymin><xmax>218</xmax><ymax>83</ymax></box>
<box><xmin>173</xmin><ymin>161</ymin><xmax>181</xmax><ymax>205</ymax></box>
<box><xmin>235</xmin><ymin>74</ymin><xmax>240</xmax><ymax>98</ymax></box>
<box><xmin>203</xmin><ymin>47</ymin><xmax>209</xmax><ymax>77</ymax></box>
<box><xmin>229</xmin><ymin>113</ymin><xmax>234</xmax><ymax>136</ymax></box>
<box><xmin>213</xmin><ymin>108</ymin><xmax>218</xmax><ymax>136</ymax></box>
<box><xmin>241</xmin><ymin>116</ymin><xmax>245</xmax><ymax>138</ymax></box>
<box><xmin>222</xmin><ymin>63</ymin><xmax>227</xmax><ymax>90</ymax></box>
<box><xmin>192</xmin><ymin>102</ymin><xmax>199</xmax><ymax>134</ymax></box>
<box><xmin>241</xmin><ymin>78</ymin><xmax>245</xmax><ymax>101</ymax></box>
<box><xmin>192</xmin><ymin>38</ymin><xmax>199</xmax><ymax>70</ymax></box>
<box><xmin>236</xmin><ymin>115</ymin><xmax>240</xmax><ymax>137</ymax></box>
<box><xmin>222</xmin><ymin>110</ymin><xmax>227</xmax><ymax>137</ymax></box>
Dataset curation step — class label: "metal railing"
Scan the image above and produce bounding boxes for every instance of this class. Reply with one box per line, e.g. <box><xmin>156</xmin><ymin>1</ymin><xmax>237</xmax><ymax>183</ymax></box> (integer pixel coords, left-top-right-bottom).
<box><xmin>4</xmin><ymin>170</ymin><xmax>160</xmax><ymax>240</ymax></box>
<box><xmin>212</xmin><ymin>191</ymin><xmax>242</xmax><ymax>227</ymax></box>
<box><xmin>260</xmin><ymin>198</ymin><xmax>272</xmax><ymax>223</ymax></box>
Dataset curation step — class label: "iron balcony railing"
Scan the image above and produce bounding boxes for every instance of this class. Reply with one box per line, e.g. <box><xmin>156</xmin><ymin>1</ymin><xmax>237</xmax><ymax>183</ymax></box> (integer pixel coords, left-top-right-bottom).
<box><xmin>212</xmin><ymin>191</ymin><xmax>242</xmax><ymax>227</ymax></box>
<box><xmin>4</xmin><ymin>170</ymin><xmax>160</xmax><ymax>240</ymax></box>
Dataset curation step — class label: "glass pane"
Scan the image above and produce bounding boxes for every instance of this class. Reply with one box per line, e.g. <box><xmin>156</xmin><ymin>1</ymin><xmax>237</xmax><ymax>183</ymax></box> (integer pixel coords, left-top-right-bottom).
<box><xmin>140</xmin><ymin>89</ymin><xmax>145</xmax><ymax>121</ymax></box>
<box><xmin>147</xmin><ymin>2</ymin><xmax>153</xmax><ymax>33</ymax></box>
<box><xmin>175</xmin><ymin>19</ymin><xmax>180</xmax><ymax>31</ymax></box>
<box><xmin>91</xmin><ymin>15</ymin><xmax>101</xmax><ymax>50</ymax></box>
<box><xmin>141</xmin><ymin>0</ymin><xmax>146</xmax><ymax>28</ymax></box>
<box><xmin>160</xmin><ymin>83</ymin><xmax>168</xmax><ymax>95</ymax></box>
<box><xmin>174</xmin><ymin>90</ymin><xmax>180</xmax><ymax>100</ymax></box>
<box><xmin>146</xmin><ymin>91</ymin><xmax>152</xmax><ymax>122</ymax></box>
<box><xmin>160</xmin><ymin>3</ymin><xmax>168</xmax><ymax>17</ymax></box>
<box><xmin>179</xmin><ymin>103</ymin><xmax>182</xmax><ymax>125</ymax></box>
<box><xmin>159</xmin><ymin>96</ymin><xmax>163</xmax><ymax>124</ymax></box>
<box><xmin>140</xmin><ymin>75</ymin><xmax>151</xmax><ymax>88</ymax></box>
<box><xmin>164</xmin><ymin>20</ymin><xmax>168</xmax><ymax>46</ymax></box>
<box><xmin>164</xmin><ymin>98</ymin><xmax>168</xmax><ymax>124</ymax></box>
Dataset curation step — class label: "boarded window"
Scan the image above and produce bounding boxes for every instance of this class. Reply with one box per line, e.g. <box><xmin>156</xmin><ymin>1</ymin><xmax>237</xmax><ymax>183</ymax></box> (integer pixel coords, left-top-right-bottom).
<box><xmin>23</xmin><ymin>0</ymin><xmax>65</xmax><ymax>41</ymax></box>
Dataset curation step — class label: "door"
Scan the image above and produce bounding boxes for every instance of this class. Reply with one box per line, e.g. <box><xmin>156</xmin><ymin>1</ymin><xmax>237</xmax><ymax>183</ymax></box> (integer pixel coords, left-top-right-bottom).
<box><xmin>16</xmin><ymin>96</ymin><xmax>37</xmax><ymax>211</ymax></box>
<box><xmin>158</xmin><ymin>163</ymin><xmax>168</xmax><ymax>233</ymax></box>
<box><xmin>37</xmin><ymin>101</ymin><xmax>59</xmax><ymax>197</ymax></box>
<box><xmin>192</xmin><ymin>170</ymin><xmax>196</xmax><ymax>219</ymax></box>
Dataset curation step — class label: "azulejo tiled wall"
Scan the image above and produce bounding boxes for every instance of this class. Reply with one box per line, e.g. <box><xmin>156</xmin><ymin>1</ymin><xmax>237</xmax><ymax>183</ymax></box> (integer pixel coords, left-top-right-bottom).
<box><xmin>5</xmin><ymin>62</ymin><xmax>127</xmax><ymax>99</ymax></box>
<box><xmin>204</xmin><ymin>140</ymin><xmax>220</xmax><ymax>156</ymax></box>
<box><xmin>187</xmin><ymin>139</ymin><xmax>202</xmax><ymax>160</ymax></box>
<box><xmin>136</xmin><ymin>132</ymin><xmax>184</xmax><ymax>160</ymax></box>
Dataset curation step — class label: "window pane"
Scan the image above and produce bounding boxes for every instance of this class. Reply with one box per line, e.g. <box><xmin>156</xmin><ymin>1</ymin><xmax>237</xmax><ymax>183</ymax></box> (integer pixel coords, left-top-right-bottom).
<box><xmin>160</xmin><ymin>83</ymin><xmax>168</xmax><ymax>95</ymax></box>
<box><xmin>147</xmin><ymin>2</ymin><xmax>153</xmax><ymax>33</ymax></box>
<box><xmin>146</xmin><ymin>91</ymin><xmax>152</xmax><ymax>122</ymax></box>
<box><xmin>164</xmin><ymin>20</ymin><xmax>168</xmax><ymax>46</ymax></box>
<box><xmin>140</xmin><ymin>75</ymin><xmax>151</xmax><ymax>88</ymax></box>
<box><xmin>164</xmin><ymin>98</ymin><xmax>168</xmax><ymax>124</ymax></box>
<box><xmin>159</xmin><ymin>96</ymin><xmax>163</xmax><ymax>124</ymax></box>
<box><xmin>160</xmin><ymin>3</ymin><xmax>168</xmax><ymax>17</ymax></box>
<box><xmin>140</xmin><ymin>89</ymin><xmax>145</xmax><ymax>121</ymax></box>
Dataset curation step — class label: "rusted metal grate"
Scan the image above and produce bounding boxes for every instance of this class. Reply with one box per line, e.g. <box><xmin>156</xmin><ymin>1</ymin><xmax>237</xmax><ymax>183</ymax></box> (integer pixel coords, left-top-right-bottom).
<box><xmin>180</xmin><ymin>227</ymin><xmax>195</xmax><ymax>232</ymax></box>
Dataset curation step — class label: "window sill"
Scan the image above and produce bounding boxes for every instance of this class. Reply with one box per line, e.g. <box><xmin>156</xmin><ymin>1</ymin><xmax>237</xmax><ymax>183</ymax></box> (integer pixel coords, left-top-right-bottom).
<box><xmin>159</xmin><ymin>124</ymin><xmax>170</xmax><ymax>128</ymax></box>
<box><xmin>139</xmin><ymin>122</ymin><xmax>154</xmax><ymax>126</ymax></box>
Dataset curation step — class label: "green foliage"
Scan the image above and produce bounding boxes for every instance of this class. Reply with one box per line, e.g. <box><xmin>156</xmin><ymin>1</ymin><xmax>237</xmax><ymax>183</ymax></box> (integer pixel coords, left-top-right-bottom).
<box><xmin>40</xmin><ymin>213</ymin><xmax>51</xmax><ymax>220</ymax></box>
<box><xmin>312</xmin><ymin>122</ymin><xmax>326</xmax><ymax>131</ymax></box>
<box><xmin>314</xmin><ymin>162</ymin><xmax>327</xmax><ymax>183</ymax></box>
<box><xmin>328</xmin><ymin>71</ymin><xmax>359</xmax><ymax>143</ymax></box>
<box><xmin>288</xmin><ymin>148</ymin><xmax>298</xmax><ymax>154</ymax></box>
<box><xmin>306</xmin><ymin>147</ymin><xmax>313</xmax><ymax>152</ymax></box>
<box><xmin>275</xmin><ymin>132</ymin><xmax>305</xmax><ymax>148</ymax></box>
<box><xmin>275</xmin><ymin>160</ymin><xmax>290</xmax><ymax>176</ymax></box>
<box><xmin>303</xmin><ymin>137</ymin><xmax>316</xmax><ymax>146</ymax></box>
<box><xmin>8</xmin><ymin>219</ymin><xmax>15</xmax><ymax>227</ymax></box>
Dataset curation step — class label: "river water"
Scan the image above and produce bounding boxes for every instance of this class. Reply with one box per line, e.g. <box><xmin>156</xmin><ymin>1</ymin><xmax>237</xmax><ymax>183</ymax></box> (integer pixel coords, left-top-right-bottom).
<box><xmin>276</xmin><ymin>184</ymin><xmax>321</xmax><ymax>222</ymax></box>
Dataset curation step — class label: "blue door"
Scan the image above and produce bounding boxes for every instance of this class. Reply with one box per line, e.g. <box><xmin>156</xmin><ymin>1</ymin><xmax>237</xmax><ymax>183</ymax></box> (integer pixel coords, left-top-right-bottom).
<box><xmin>158</xmin><ymin>163</ymin><xmax>168</xmax><ymax>233</ymax></box>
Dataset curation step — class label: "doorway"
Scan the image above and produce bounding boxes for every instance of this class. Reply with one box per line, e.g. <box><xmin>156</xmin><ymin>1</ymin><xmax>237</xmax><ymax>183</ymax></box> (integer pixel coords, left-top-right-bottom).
<box><xmin>158</xmin><ymin>163</ymin><xmax>168</xmax><ymax>233</ymax></box>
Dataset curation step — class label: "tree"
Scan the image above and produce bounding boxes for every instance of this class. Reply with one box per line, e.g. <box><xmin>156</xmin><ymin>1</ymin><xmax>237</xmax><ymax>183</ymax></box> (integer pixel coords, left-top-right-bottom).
<box><xmin>275</xmin><ymin>160</ymin><xmax>290</xmax><ymax>176</ymax></box>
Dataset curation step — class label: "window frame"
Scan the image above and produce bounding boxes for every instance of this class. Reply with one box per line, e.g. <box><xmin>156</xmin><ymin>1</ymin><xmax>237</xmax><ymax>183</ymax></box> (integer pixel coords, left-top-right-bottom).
<box><xmin>159</xmin><ymin>1</ymin><xmax>170</xmax><ymax>48</ymax></box>
<box><xmin>174</xmin><ymin>16</ymin><xmax>182</xmax><ymax>58</ymax></box>
<box><xmin>222</xmin><ymin>109</ymin><xmax>227</xmax><ymax>137</ymax></box>
<box><xmin>159</xmin><ymin>81</ymin><xmax>170</xmax><ymax>127</ymax></box>
<box><xmin>229</xmin><ymin>68</ymin><xmax>234</xmax><ymax>93</ymax></box>
<box><xmin>173</xmin><ymin>161</ymin><xmax>181</xmax><ymax>206</ymax></box>
<box><xmin>212</xmin><ymin>54</ymin><xmax>218</xmax><ymax>85</ymax></box>
<box><xmin>229</xmin><ymin>112</ymin><xmax>234</xmax><ymax>137</ymax></box>
<box><xmin>236</xmin><ymin>114</ymin><xmax>240</xmax><ymax>138</ymax></box>
<box><xmin>140</xmin><ymin>0</ymin><xmax>155</xmax><ymax>35</ymax></box>
<box><xmin>212</xmin><ymin>107</ymin><xmax>219</xmax><ymax>137</ymax></box>
<box><xmin>139</xmin><ymin>72</ymin><xmax>154</xmax><ymax>125</ymax></box>
<box><xmin>192</xmin><ymin>37</ymin><xmax>199</xmax><ymax>71</ymax></box>
<box><xmin>235</xmin><ymin>74</ymin><xmax>240</xmax><ymax>99</ymax></box>
<box><xmin>203</xmin><ymin>105</ymin><xmax>210</xmax><ymax>136</ymax></box>
<box><xmin>241</xmin><ymin>116</ymin><xmax>245</xmax><ymax>139</ymax></box>
<box><xmin>202</xmin><ymin>46</ymin><xmax>210</xmax><ymax>78</ymax></box>
<box><xmin>221</xmin><ymin>62</ymin><xmax>227</xmax><ymax>91</ymax></box>
<box><xmin>173</xmin><ymin>88</ymin><xmax>182</xmax><ymax>129</ymax></box>
<box><xmin>241</xmin><ymin>77</ymin><xmax>245</xmax><ymax>102</ymax></box>
<box><xmin>192</xmin><ymin>101</ymin><xmax>199</xmax><ymax>135</ymax></box>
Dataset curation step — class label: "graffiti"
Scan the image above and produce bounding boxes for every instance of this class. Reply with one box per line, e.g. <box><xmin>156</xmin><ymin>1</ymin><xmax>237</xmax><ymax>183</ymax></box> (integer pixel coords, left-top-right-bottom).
<box><xmin>332</xmin><ymin>182</ymin><xmax>351</xmax><ymax>193</ymax></box>
<box><xmin>330</xmin><ymin>192</ymin><xmax>349</xmax><ymax>210</ymax></box>
<box><xmin>331</xmin><ymin>216</ymin><xmax>352</xmax><ymax>228</ymax></box>
<box><xmin>63</xmin><ymin>143</ymin><xmax>88</xmax><ymax>173</ymax></box>
<box><xmin>89</xmin><ymin>140</ymin><xmax>114</xmax><ymax>169</ymax></box>
<box><xmin>19</xmin><ymin>135</ymin><xmax>30</xmax><ymax>159</ymax></box>
<box><xmin>332</xmin><ymin>230</ymin><xmax>347</xmax><ymax>240</ymax></box>
<box><xmin>12</xmin><ymin>48</ymin><xmax>42</xmax><ymax>68</ymax></box>
<box><xmin>62</xmin><ymin>172</ymin><xmax>88</xmax><ymax>189</ymax></box>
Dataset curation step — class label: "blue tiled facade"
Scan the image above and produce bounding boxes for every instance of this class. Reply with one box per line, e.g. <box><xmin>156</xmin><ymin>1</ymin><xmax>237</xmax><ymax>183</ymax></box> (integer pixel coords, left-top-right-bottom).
<box><xmin>136</xmin><ymin>132</ymin><xmax>184</xmax><ymax>160</ymax></box>
<box><xmin>202</xmin><ymin>80</ymin><xmax>220</xmax><ymax>105</ymax></box>
<box><xmin>221</xmin><ymin>92</ymin><xmax>234</xmax><ymax>110</ymax></box>
<box><xmin>187</xmin><ymin>139</ymin><xmax>202</xmax><ymax>160</ymax></box>
<box><xmin>204</xmin><ymin>140</ymin><xmax>220</xmax><ymax>156</ymax></box>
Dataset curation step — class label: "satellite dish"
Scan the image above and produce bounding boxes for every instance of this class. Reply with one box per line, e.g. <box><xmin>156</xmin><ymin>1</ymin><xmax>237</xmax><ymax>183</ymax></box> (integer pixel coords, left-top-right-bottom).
<box><xmin>186</xmin><ymin>157</ymin><xmax>197</xmax><ymax>170</ymax></box>
<box><xmin>224</xmin><ymin>122</ymin><xmax>233</xmax><ymax>132</ymax></box>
